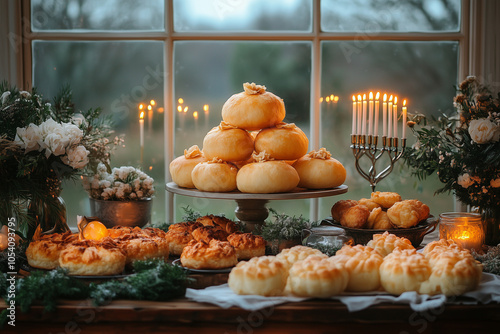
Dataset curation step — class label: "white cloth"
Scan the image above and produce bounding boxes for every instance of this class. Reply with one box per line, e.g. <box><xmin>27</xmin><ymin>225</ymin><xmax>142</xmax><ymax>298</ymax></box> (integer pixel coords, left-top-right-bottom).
<box><xmin>185</xmin><ymin>273</ymin><xmax>500</xmax><ymax>312</ymax></box>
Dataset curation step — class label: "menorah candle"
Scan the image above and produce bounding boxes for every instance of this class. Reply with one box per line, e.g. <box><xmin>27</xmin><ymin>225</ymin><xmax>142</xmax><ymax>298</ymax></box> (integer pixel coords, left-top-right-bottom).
<box><xmin>362</xmin><ymin>94</ymin><xmax>367</xmax><ymax>136</ymax></box>
<box><xmin>374</xmin><ymin>92</ymin><xmax>380</xmax><ymax>137</ymax></box>
<box><xmin>368</xmin><ymin>92</ymin><xmax>374</xmax><ymax>136</ymax></box>
<box><xmin>382</xmin><ymin>94</ymin><xmax>387</xmax><ymax>137</ymax></box>
<box><xmin>393</xmin><ymin>96</ymin><xmax>398</xmax><ymax>138</ymax></box>
<box><xmin>352</xmin><ymin>95</ymin><xmax>357</xmax><ymax>135</ymax></box>
<box><xmin>357</xmin><ymin>95</ymin><xmax>362</xmax><ymax>135</ymax></box>
<box><xmin>388</xmin><ymin>95</ymin><xmax>393</xmax><ymax>138</ymax></box>
<box><xmin>402</xmin><ymin>100</ymin><xmax>407</xmax><ymax>139</ymax></box>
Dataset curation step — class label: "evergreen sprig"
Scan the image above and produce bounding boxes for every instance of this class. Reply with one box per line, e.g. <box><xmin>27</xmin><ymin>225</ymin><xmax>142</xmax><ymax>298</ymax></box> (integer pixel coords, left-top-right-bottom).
<box><xmin>261</xmin><ymin>208</ymin><xmax>320</xmax><ymax>241</ymax></box>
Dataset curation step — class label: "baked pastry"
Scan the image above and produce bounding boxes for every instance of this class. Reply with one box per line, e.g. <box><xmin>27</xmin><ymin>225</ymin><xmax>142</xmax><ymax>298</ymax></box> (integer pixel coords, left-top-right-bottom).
<box><xmin>141</xmin><ymin>227</ymin><xmax>170</xmax><ymax>259</ymax></box>
<box><xmin>331</xmin><ymin>199</ymin><xmax>358</xmax><ymax>222</ymax></box>
<box><xmin>191</xmin><ymin>158</ymin><xmax>238</xmax><ymax>192</ymax></box>
<box><xmin>169</xmin><ymin>145</ymin><xmax>207</xmax><ymax>188</ymax></box>
<box><xmin>227</xmin><ymin>233</ymin><xmax>266</xmax><ymax>260</ymax></box>
<box><xmin>228</xmin><ymin>256</ymin><xmax>289</xmax><ymax>296</ymax></box>
<box><xmin>115</xmin><ymin>234</ymin><xmax>164</xmax><ymax>265</ymax></box>
<box><xmin>165</xmin><ymin>230</ymin><xmax>194</xmax><ymax>256</ymax></box>
<box><xmin>192</xmin><ymin>225</ymin><xmax>229</xmax><ymax>243</ymax></box>
<box><xmin>379</xmin><ymin>248</ymin><xmax>432</xmax><ymax>295</ymax></box>
<box><xmin>276</xmin><ymin>245</ymin><xmax>325</xmax><ymax>269</ymax></box>
<box><xmin>366</xmin><ymin>208</ymin><xmax>394</xmax><ymax>230</ymax></box>
<box><xmin>287</xmin><ymin>255</ymin><xmax>349</xmax><ymax>298</ymax></box>
<box><xmin>366</xmin><ymin>231</ymin><xmax>415</xmax><ymax>257</ymax></box>
<box><xmin>26</xmin><ymin>231</ymin><xmax>78</xmax><ymax>270</ymax></box>
<box><xmin>387</xmin><ymin>200</ymin><xmax>421</xmax><ymax>228</ymax></box>
<box><xmin>339</xmin><ymin>204</ymin><xmax>370</xmax><ymax>229</ymax></box>
<box><xmin>292</xmin><ymin>148</ymin><xmax>346</xmax><ymax>189</ymax></box>
<box><xmin>407</xmin><ymin>199</ymin><xmax>430</xmax><ymax>222</ymax></box>
<box><xmin>358</xmin><ymin>198</ymin><xmax>382</xmax><ymax>211</ymax></box>
<box><xmin>422</xmin><ymin>239</ymin><xmax>463</xmax><ymax>257</ymax></box>
<box><xmin>59</xmin><ymin>238</ymin><xmax>126</xmax><ymax>276</ymax></box>
<box><xmin>202</xmin><ymin>122</ymin><xmax>254</xmax><ymax>162</ymax></box>
<box><xmin>370</xmin><ymin>191</ymin><xmax>402</xmax><ymax>209</ymax></box>
<box><xmin>107</xmin><ymin>226</ymin><xmax>140</xmax><ymax>238</ymax></box>
<box><xmin>196</xmin><ymin>215</ymin><xmax>239</xmax><ymax>234</ymax></box>
<box><xmin>236</xmin><ymin>152</ymin><xmax>300</xmax><ymax>193</ymax></box>
<box><xmin>329</xmin><ymin>245</ymin><xmax>383</xmax><ymax>292</ymax></box>
<box><xmin>180</xmin><ymin>239</ymin><xmax>238</xmax><ymax>270</ymax></box>
<box><xmin>168</xmin><ymin>221</ymin><xmax>204</xmax><ymax>234</ymax></box>
<box><xmin>254</xmin><ymin>122</ymin><xmax>308</xmax><ymax>161</ymax></box>
<box><xmin>221</xmin><ymin>82</ymin><xmax>286</xmax><ymax>131</ymax></box>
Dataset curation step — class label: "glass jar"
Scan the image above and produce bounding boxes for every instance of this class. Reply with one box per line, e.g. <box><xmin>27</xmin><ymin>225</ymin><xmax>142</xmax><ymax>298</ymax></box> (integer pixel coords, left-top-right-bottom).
<box><xmin>439</xmin><ymin>212</ymin><xmax>484</xmax><ymax>251</ymax></box>
<box><xmin>302</xmin><ymin>226</ymin><xmax>354</xmax><ymax>256</ymax></box>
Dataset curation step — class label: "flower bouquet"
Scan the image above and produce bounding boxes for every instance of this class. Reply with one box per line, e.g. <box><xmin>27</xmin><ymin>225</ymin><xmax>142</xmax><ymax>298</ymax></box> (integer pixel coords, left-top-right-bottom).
<box><xmin>404</xmin><ymin>76</ymin><xmax>500</xmax><ymax>245</ymax></box>
<box><xmin>0</xmin><ymin>82</ymin><xmax>120</xmax><ymax>239</ymax></box>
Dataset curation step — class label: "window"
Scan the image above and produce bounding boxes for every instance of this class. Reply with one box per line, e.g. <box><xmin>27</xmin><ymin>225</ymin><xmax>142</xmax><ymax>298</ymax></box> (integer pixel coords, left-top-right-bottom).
<box><xmin>20</xmin><ymin>0</ymin><xmax>465</xmax><ymax>226</ymax></box>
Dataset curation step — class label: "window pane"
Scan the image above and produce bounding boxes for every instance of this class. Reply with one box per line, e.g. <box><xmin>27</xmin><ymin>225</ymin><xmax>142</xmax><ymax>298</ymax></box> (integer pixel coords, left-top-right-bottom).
<box><xmin>31</xmin><ymin>0</ymin><xmax>165</xmax><ymax>31</ymax></box>
<box><xmin>321</xmin><ymin>0</ymin><xmax>461</xmax><ymax>32</ymax></box>
<box><xmin>173</xmin><ymin>41</ymin><xmax>312</xmax><ymax>221</ymax></box>
<box><xmin>33</xmin><ymin>40</ymin><xmax>165</xmax><ymax>227</ymax></box>
<box><xmin>319</xmin><ymin>41</ymin><xmax>458</xmax><ymax>219</ymax></box>
<box><xmin>173</xmin><ymin>0</ymin><xmax>312</xmax><ymax>32</ymax></box>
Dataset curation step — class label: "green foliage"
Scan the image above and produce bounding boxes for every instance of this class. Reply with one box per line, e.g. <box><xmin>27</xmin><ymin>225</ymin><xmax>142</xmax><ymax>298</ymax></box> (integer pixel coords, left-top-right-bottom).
<box><xmin>180</xmin><ymin>205</ymin><xmax>203</xmax><ymax>222</ymax></box>
<box><xmin>261</xmin><ymin>208</ymin><xmax>320</xmax><ymax>242</ymax></box>
<box><xmin>472</xmin><ymin>245</ymin><xmax>500</xmax><ymax>275</ymax></box>
<box><xmin>0</xmin><ymin>238</ymin><xmax>29</xmax><ymax>273</ymax></box>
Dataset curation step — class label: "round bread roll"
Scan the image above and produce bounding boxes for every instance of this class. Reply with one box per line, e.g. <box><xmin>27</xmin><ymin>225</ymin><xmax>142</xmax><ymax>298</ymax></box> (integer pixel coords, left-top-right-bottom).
<box><xmin>379</xmin><ymin>248</ymin><xmax>432</xmax><ymax>295</ymax></box>
<box><xmin>339</xmin><ymin>204</ymin><xmax>370</xmax><ymax>229</ymax></box>
<box><xmin>181</xmin><ymin>239</ymin><xmax>237</xmax><ymax>270</ymax></box>
<box><xmin>387</xmin><ymin>200</ymin><xmax>421</xmax><ymax>228</ymax></box>
<box><xmin>203</xmin><ymin>122</ymin><xmax>254</xmax><ymax>162</ymax></box>
<box><xmin>287</xmin><ymin>255</ymin><xmax>349</xmax><ymax>298</ymax></box>
<box><xmin>227</xmin><ymin>232</ymin><xmax>266</xmax><ymax>260</ymax></box>
<box><xmin>331</xmin><ymin>199</ymin><xmax>358</xmax><ymax>222</ymax></box>
<box><xmin>292</xmin><ymin>148</ymin><xmax>346</xmax><ymax>189</ymax></box>
<box><xmin>276</xmin><ymin>245</ymin><xmax>325</xmax><ymax>269</ymax></box>
<box><xmin>370</xmin><ymin>191</ymin><xmax>402</xmax><ymax>209</ymax></box>
<box><xmin>222</xmin><ymin>82</ymin><xmax>286</xmax><ymax>131</ymax></box>
<box><xmin>191</xmin><ymin>159</ymin><xmax>238</xmax><ymax>192</ymax></box>
<box><xmin>366</xmin><ymin>231</ymin><xmax>415</xmax><ymax>257</ymax></box>
<box><xmin>59</xmin><ymin>238</ymin><xmax>126</xmax><ymax>276</ymax></box>
<box><xmin>330</xmin><ymin>245</ymin><xmax>383</xmax><ymax>292</ymax></box>
<box><xmin>236</xmin><ymin>154</ymin><xmax>299</xmax><ymax>193</ymax></box>
<box><xmin>26</xmin><ymin>232</ymin><xmax>78</xmax><ymax>270</ymax></box>
<box><xmin>366</xmin><ymin>208</ymin><xmax>394</xmax><ymax>230</ymax></box>
<box><xmin>169</xmin><ymin>145</ymin><xmax>207</xmax><ymax>188</ymax></box>
<box><xmin>254</xmin><ymin>123</ymin><xmax>308</xmax><ymax>161</ymax></box>
<box><xmin>358</xmin><ymin>198</ymin><xmax>382</xmax><ymax>211</ymax></box>
<box><xmin>228</xmin><ymin>256</ymin><xmax>288</xmax><ymax>296</ymax></box>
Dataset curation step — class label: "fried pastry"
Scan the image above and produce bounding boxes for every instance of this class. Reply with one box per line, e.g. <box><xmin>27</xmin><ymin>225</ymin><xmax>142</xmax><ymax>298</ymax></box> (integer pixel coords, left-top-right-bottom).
<box><xmin>366</xmin><ymin>231</ymin><xmax>415</xmax><ymax>257</ymax></box>
<box><xmin>191</xmin><ymin>159</ymin><xmax>238</xmax><ymax>192</ymax></box>
<box><xmin>180</xmin><ymin>239</ymin><xmax>237</xmax><ymax>270</ymax></box>
<box><xmin>358</xmin><ymin>198</ymin><xmax>382</xmax><ymax>211</ymax></box>
<box><xmin>276</xmin><ymin>245</ymin><xmax>325</xmax><ymax>269</ymax></box>
<box><xmin>26</xmin><ymin>231</ymin><xmax>78</xmax><ymax>270</ymax></box>
<box><xmin>196</xmin><ymin>215</ymin><xmax>239</xmax><ymax>234</ymax></box>
<box><xmin>165</xmin><ymin>230</ymin><xmax>194</xmax><ymax>256</ymax></box>
<box><xmin>254</xmin><ymin>122</ymin><xmax>308</xmax><ymax>161</ymax></box>
<box><xmin>370</xmin><ymin>191</ymin><xmax>402</xmax><ymax>209</ymax></box>
<box><xmin>386</xmin><ymin>200</ymin><xmax>421</xmax><ymax>228</ymax></box>
<box><xmin>339</xmin><ymin>204</ymin><xmax>370</xmax><ymax>229</ymax></box>
<box><xmin>227</xmin><ymin>232</ymin><xmax>266</xmax><ymax>260</ymax></box>
<box><xmin>331</xmin><ymin>199</ymin><xmax>358</xmax><ymax>222</ymax></box>
<box><xmin>228</xmin><ymin>256</ymin><xmax>289</xmax><ymax>296</ymax></box>
<box><xmin>192</xmin><ymin>225</ymin><xmax>229</xmax><ymax>243</ymax></box>
<box><xmin>202</xmin><ymin>122</ymin><xmax>254</xmax><ymax>162</ymax></box>
<box><xmin>407</xmin><ymin>199</ymin><xmax>430</xmax><ymax>222</ymax></box>
<box><xmin>366</xmin><ymin>208</ymin><xmax>394</xmax><ymax>230</ymax></box>
<box><xmin>169</xmin><ymin>145</ymin><xmax>207</xmax><ymax>188</ymax></box>
<box><xmin>292</xmin><ymin>148</ymin><xmax>346</xmax><ymax>189</ymax></box>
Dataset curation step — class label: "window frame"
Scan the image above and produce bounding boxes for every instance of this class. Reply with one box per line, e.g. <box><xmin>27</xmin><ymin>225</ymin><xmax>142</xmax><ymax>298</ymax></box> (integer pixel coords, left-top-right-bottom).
<box><xmin>10</xmin><ymin>0</ymin><xmax>478</xmax><ymax>222</ymax></box>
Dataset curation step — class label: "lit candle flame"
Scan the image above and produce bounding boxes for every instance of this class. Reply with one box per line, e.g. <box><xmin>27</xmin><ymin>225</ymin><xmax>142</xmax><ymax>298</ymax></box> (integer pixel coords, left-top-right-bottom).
<box><xmin>193</xmin><ymin>111</ymin><xmax>199</xmax><ymax>119</ymax></box>
<box><xmin>352</xmin><ymin>95</ymin><xmax>356</xmax><ymax>102</ymax></box>
<box><xmin>203</xmin><ymin>104</ymin><xmax>209</xmax><ymax>112</ymax></box>
<box><xmin>139</xmin><ymin>111</ymin><xmax>145</xmax><ymax>119</ymax></box>
<box><xmin>383</xmin><ymin>93</ymin><xmax>387</xmax><ymax>102</ymax></box>
<box><xmin>330</xmin><ymin>94</ymin><xmax>334</xmax><ymax>100</ymax></box>
<box><xmin>394</xmin><ymin>96</ymin><xmax>398</xmax><ymax>105</ymax></box>
<box><xmin>319</xmin><ymin>97</ymin><xmax>324</xmax><ymax>103</ymax></box>
<box><xmin>333</xmin><ymin>96</ymin><xmax>339</xmax><ymax>102</ymax></box>
<box><xmin>376</xmin><ymin>92</ymin><xmax>380</xmax><ymax>100</ymax></box>
<box><xmin>178</xmin><ymin>98</ymin><xmax>184</xmax><ymax>104</ymax></box>
<box><xmin>369</xmin><ymin>92</ymin><xmax>373</xmax><ymax>100</ymax></box>
<box><xmin>147</xmin><ymin>105</ymin><xmax>152</xmax><ymax>111</ymax></box>
<box><xmin>326</xmin><ymin>96</ymin><xmax>330</xmax><ymax>102</ymax></box>
<box><xmin>177</xmin><ymin>105</ymin><xmax>182</xmax><ymax>112</ymax></box>
<box><xmin>403</xmin><ymin>99</ymin><xmax>407</xmax><ymax>106</ymax></box>
<box><xmin>150</xmin><ymin>100</ymin><xmax>156</xmax><ymax>106</ymax></box>
<box><xmin>139</xmin><ymin>104</ymin><xmax>144</xmax><ymax>110</ymax></box>
<box><xmin>458</xmin><ymin>231</ymin><xmax>471</xmax><ymax>240</ymax></box>
<box><xmin>357</xmin><ymin>94</ymin><xmax>362</xmax><ymax>101</ymax></box>
<box><xmin>183</xmin><ymin>106</ymin><xmax>188</xmax><ymax>113</ymax></box>
<box><xmin>363</xmin><ymin>94</ymin><xmax>366</xmax><ymax>101</ymax></box>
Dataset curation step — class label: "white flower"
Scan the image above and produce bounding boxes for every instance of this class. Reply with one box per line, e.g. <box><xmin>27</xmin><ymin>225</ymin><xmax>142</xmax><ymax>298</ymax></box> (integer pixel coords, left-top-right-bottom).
<box><xmin>491</xmin><ymin>178</ymin><xmax>500</xmax><ymax>188</ymax></box>
<box><xmin>70</xmin><ymin>113</ymin><xmax>86</xmax><ymax>127</ymax></box>
<box><xmin>1</xmin><ymin>91</ymin><xmax>10</xmax><ymax>104</ymax></box>
<box><xmin>457</xmin><ymin>173</ymin><xmax>475</xmax><ymax>188</ymax></box>
<box><xmin>38</xmin><ymin>118</ymin><xmax>62</xmax><ymax>137</ymax></box>
<box><xmin>44</xmin><ymin>133</ymin><xmax>68</xmax><ymax>157</ymax></box>
<box><xmin>63</xmin><ymin>122</ymin><xmax>84</xmax><ymax>146</ymax></box>
<box><xmin>62</xmin><ymin>145</ymin><xmax>89</xmax><ymax>169</ymax></box>
<box><xmin>19</xmin><ymin>91</ymin><xmax>31</xmax><ymax>99</ymax></box>
<box><xmin>14</xmin><ymin>124</ymin><xmax>42</xmax><ymax>153</ymax></box>
<box><xmin>468</xmin><ymin>118</ymin><xmax>500</xmax><ymax>144</ymax></box>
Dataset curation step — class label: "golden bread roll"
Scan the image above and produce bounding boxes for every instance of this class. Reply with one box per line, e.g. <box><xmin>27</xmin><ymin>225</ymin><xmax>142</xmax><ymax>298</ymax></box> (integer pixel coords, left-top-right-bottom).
<box><xmin>228</xmin><ymin>256</ymin><xmax>289</xmax><ymax>296</ymax></box>
<box><xmin>227</xmin><ymin>232</ymin><xmax>266</xmax><ymax>260</ymax></box>
<box><xmin>407</xmin><ymin>199</ymin><xmax>430</xmax><ymax>221</ymax></box>
<box><xmin>292</xmin><ymin>148</ymin><xmax>346</xmax><ymax>189</ymax></box>
<box><xmin>387</xmin><ymin>200</ymin><xmax>421</xmax><ymax>228</ymax></box>
<box><xmin>236</xmin><ymin>154</ymin><xmax>299</xmax><ymax>193</ymax></box>
<box><xmin>168</xmin><ymin>221</ymin><xmax>204</xmax><ymax>234</ymax></box>
<box><xmin>370</xmin><ymin>191</ymin><xmax>402</xmax><ymax>209</ymax></box>
<box><xmin>26</xmin><ymin>232</ymin><xmax>78</xmax><ymax>270</ymax></box>
<box><xmin>169</xmin><ymin>145</ymin><xmax>207</xmax><ymax>188</ymax></box>
<box><xmin>196</xmin><ymin>215</ymin><xmax>239</xmax><ymax>234</ymax></box>
<box><xmin>366</xmin><ymin>231</ymin><xmax>415</xmax><ymax>257</ymax></box>
<box><xmin>221</xmin><ymin>82</ymin><xmax>286</xmax><ymax>131</ymax></box>
<box><xmin>276</xmin><ymin>245</ymin><xmax>325</xmax><ymax>269</ymax></box>
<box><xmin>202</xmin><ymin>122</ymin><xmax>254</xmax><ymax>162</ymax></box>
<box><xmin>331</xmin><ymin>199</ymin><xmax>358</xmax><ymax>222</ymax></box>
<box><xmin>366</xmin><ymin>208</ymin><xmax>394</xmax><ymax>230</ymax></box>
<box><xmin>379</xmin><ymin>248</ymin><xmax>432</xmax><ymax>295</ymax></box>
<box><xmin>339</xmin><ymin>204</ymin><xmax>370</xmax><ymax>229</ymax></box>
<box><xmin>180</xmin><ymin>239</ymin><xmax>237</xmax><ymax>270</ymax></box>
<box><xmin>191</xmin><ymin>159</ymin><xmax>238</xmax><ymax>192</ymax></box>
<box><xmin>254</xmin><ymin>122</ymin><xmax>308</xmax><ymax>161</ymax></box>
<box><xmin>59</xmin><ymin>238</ymin><xmax>126</xmax><ymax>276</ymax></box>
<box><xmin>422</xmin><ymin>239</ymin><xmax>463</xmax><ymax>257</ymax></box>
<box><xmin>192</xmin><ymin>225</ymin><xmax>229</xmax><ymax>243</ymax></box>
<box><xmin>358</xmin><ymin>198</ymin><xmax>382</xmax><ymax>211</ymax></box>
<box><xmin>165</xmin><ymin>230</ymin><xmax>194</xmax><ymax>256</ymax></box>
<box><xmin>287</xmin><ymin>255</ymin><xmax>349</xmax><ymax>298</ymax></box>
<box><xmin>329</xmin><ymin>245</ymin><xmax>383</xmax><ymax>292</ymax></box>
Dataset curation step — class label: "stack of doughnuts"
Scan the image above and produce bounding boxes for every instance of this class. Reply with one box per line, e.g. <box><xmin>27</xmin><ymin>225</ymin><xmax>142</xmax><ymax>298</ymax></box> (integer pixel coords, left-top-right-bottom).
<box><xmin>169</xmin><ymin>82</ymin><xmax>346</xmax><ymax>193</ymax></box>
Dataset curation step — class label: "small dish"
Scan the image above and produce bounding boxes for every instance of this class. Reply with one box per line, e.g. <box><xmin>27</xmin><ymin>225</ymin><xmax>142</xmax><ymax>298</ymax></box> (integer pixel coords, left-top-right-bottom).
<box><xmin>172</xmin><ymin>258</ymin><xmax>234</xmax><ymax>274</ymax></box>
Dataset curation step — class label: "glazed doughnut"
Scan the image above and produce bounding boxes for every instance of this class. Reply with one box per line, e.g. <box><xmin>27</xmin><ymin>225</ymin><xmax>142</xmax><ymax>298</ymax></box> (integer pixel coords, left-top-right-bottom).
<box><xmin>331</xmin><ymin>199</ymin><xmax>358</xmax><ymax>222</ymax></box>
<box><xmin>180</xmin><ymin>239</ymin><xmax>238</xmax><ymax>270</ymax></box>
<box><xmin>191</xmin><ymin>158</ymin><xmax>238</xmax><ymax>192</ymax></box>
<box><xmin>169</xmin><ymin>145</ymin><xmax>207</xmax><ymax>188</ymax></box>
<box><xmin>221</xmin><ymin>82</ymin><xmax>286</xmax><ymax>131</ymax></box>
<box><xmin>227</xmin><ymin>232</ymin><xmax>266</xmax><ymax>260</ymax></box>
<box><xmin>254</xmin><ymin>123</ymin><xmax>309</xmax><ymax>161</ymax></box>
<box><xmin>370</xmin><ymin>191</ymin><xmax>402</xmax><ymax>209</ymax></box>
<box><xmin>196</xmin><ymin>215</ymin><xmax>240</xmax><ymax>234</ymax></box>
<box><xmin>202</xmin><ymin>122</ymin><xmax>254</xmax><ymax>162</ymax></box>
<box><xmin>292</xmin><ymin>148</ymin><xmax>346</xmax><ymax>189</ymax></box>
<box><xmin>26</xmin><ymin>232</ymin><xmax>78</xmax><ymax>270</ymax></box>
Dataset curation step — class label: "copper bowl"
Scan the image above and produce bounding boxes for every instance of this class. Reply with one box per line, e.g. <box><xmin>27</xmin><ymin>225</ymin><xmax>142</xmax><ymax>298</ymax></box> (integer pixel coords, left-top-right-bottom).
<box><xmin>321</xmin><ymin>216</ymin><xmax>438</xmax><ymax>247</ymax></box>
<box><xmin>89</xmin><ymin>197</ymin><xmax>152</xmax><ymax>228</ymax></box>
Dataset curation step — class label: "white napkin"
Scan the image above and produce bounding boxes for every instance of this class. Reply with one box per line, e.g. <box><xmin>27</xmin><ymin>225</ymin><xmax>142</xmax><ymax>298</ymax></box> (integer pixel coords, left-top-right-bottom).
<box><xmin>185</xmin><ymin>273</ymin><xmax>500</xmax><ymax>312</ymax></box>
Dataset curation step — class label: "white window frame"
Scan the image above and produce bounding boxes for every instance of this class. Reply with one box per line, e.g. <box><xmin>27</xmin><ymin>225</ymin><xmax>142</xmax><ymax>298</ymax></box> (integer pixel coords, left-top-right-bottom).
<box><xmin>3</xmin><ymin>0</ymin><xmax>498</xmax><ymax>222</ymax></box>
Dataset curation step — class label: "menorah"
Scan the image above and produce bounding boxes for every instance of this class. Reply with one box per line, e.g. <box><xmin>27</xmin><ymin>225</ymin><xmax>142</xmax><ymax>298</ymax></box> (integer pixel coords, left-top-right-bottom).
<box><xmin>350</xmin><ymin>92</ymin><xmax>408</xmax><ymax>191</ymax></box>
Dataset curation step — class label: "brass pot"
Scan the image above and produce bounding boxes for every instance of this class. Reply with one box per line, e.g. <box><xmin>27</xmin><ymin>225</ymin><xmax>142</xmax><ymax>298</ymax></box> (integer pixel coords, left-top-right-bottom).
<box><xmin>89</xmin><ymin>197</ymin><xmax>152</xmax><ymax>228</ymax></box>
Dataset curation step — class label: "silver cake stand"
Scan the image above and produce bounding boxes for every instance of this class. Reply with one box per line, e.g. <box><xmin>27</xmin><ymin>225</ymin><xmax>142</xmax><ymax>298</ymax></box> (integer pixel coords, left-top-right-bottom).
<box><xmin>166</xmin><ymin>182</ymin><xmax>348</xmax><ymax>232</ymax></box>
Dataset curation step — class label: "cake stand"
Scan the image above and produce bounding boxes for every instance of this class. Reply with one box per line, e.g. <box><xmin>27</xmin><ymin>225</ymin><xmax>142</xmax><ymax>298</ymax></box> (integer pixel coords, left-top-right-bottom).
<box><xmin>166</xmin><ymin>182</ymin><xmax>348</xmax><ymax>232</ymax></box>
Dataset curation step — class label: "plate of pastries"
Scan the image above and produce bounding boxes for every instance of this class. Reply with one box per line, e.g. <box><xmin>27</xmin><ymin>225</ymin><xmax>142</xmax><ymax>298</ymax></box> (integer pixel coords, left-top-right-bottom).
<box><xmin>326</xmin><ymin>191</ymin><xmax>437</xmax><ymax>247</ymax></box>
<box><xmin>169</xmin><ymin>82</ymin><xmax>347</xmax><ymax>194</ymax></box>
<box><xmin>228</xmin><ymin>233</ymin><xmax>483</xmax><ymax>298</ymax></box>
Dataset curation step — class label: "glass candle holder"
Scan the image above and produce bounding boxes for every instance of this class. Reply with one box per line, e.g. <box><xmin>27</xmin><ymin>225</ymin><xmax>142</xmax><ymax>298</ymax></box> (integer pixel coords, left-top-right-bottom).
<box><xmin>439</xmin><ymin>212</ymin><xmax>484</xmax><ymax>251</ymax></box>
